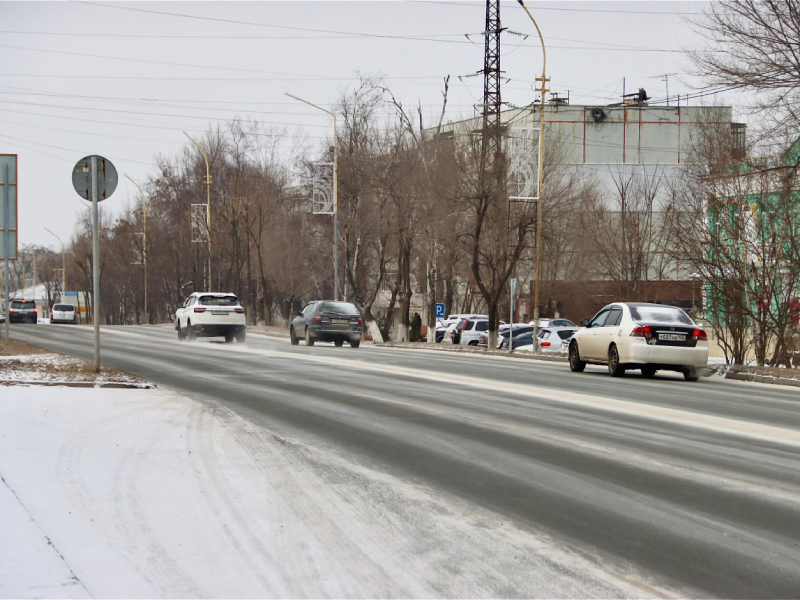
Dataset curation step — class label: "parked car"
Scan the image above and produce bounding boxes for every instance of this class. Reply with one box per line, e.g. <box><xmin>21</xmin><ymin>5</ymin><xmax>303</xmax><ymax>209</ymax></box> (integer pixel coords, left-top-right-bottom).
<box><xmin>175</xmin><ymin>292</ymin><xmax>246</xmax><ymax>343</ymax></box>
<box><xmin>50</xmin><ymin>303</ymin><xmax>78</xmax><ymax>324</ymax></box>
<box><xmin>291</xmin><ymin>300</ymin><xmax>363</xmax><ymax>347</ymax></box>
<box><xmin>453</xmin><ymin>317</ymin><xmax>489</xmax><ymax>345</ymax></box>
<box><xmin>531</xmin><ymin>318</ymin><xmax>578</xmax><ymax>329</ymax></box>
<box><xmin>434</xmin><ymin>320</ymin><xmax>451</xmax><ymax>343</ymax></box>
<box><xmin>453</xmin><ymin>317</ymin><xmax>510</xmax><ymax>345</ymax></box>
<box><xmin>9</xmin><ymin>299</ymin><xmax>37</xmax><ymax>323</ymax></box>
<box><xmin>537</xmin><ymin>327</ymin><xmax>577</xmax><ymax>352</ymax></box>
<box><xmin>497</xmin><ymin>325</ymin><xmax>535</xmax><ymax>349</ymax></box>
<box><xmin>479</xmin><ymin>323</ymin><xmax>529</xmax><ymax>348</ymax></box>
<box><xmin>503</xmin><ymin>330</ymin><xmax>540</xmax><ymax>350</ymax></box>
<box><xmin>568</xmin><ymin>302</ymin><xmax>708</xmax><ymax>381</ymax></box>
<box><xmin>438</xmin><ymin>314</ymin><xmax>486</xmax><ymax>343</ymax></box>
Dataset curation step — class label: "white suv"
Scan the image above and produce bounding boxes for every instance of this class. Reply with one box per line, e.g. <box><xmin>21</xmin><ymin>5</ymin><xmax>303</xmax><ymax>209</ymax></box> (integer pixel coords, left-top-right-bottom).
<box><xmin>175</xmin><ymin>292</ymin><xmax>246</xmax><ymax>343</ymax></box>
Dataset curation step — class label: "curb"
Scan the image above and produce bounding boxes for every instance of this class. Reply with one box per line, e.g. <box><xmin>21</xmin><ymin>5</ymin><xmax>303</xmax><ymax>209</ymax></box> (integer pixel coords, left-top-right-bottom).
<box><xmin>1</xmin><ymin>380</ymin><xmax>157</xmax><ymax>389</ymax></box>
<box><xmin>375</xmin><ymin>342</ymin><xmax>569</xmax><ymax>362</ymax></box>
<box><xmin>724</xmin><ymin>371</ymin><xmax>800</xmax><ymax>388</ymax></box>
<box><xmin>380</xmin><ymin>343</ymin><xmax>800</xmax><ymax>387</ymax></box>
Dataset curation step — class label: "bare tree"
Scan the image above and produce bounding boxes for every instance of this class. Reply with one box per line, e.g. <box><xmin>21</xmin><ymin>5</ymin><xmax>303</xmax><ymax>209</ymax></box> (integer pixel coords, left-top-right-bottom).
<box><xmin>667</xmin><ymin>112</ymin><xmax>800</xmax><ymax>366</ymax></box>
<box><xmin>579</xmin><ymin>165</ymin><xmax>673</xmax><ymax>300</ymax></box>
<box><xmin>689</xmin><ymin>1</ymin><xmax>800</xmax><ymax>134</ymax></box>
<box><xmin>334</xmin><ymin>78</ymin><xmax>396</xmax><ymax>343</ymax></box>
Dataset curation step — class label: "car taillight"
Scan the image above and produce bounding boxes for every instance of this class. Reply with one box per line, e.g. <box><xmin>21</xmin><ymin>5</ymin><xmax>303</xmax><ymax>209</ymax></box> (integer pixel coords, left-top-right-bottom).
<box><xmin>630</xmin><ymin>325</ymin><xmax>653</xmax><ymax>339</ymax></box>
<box><xmin>540</xmin><ymin>341</ymin><xmax>551</xmax><ymax>348</ymax></box>
<box><xmin>193</xmin><ymin>307</ymin><xmax>206</xmax><ymax>313</ymax></box>
<box><xmin>692</xmin><ymin>328</ymin><xmax>707</xmax><ymax>341</ymax></box>
<box><xmin>234</xmin><ymin>307</ymin><xmax>244</xmax><ymax>313</ymax></box>
<box><xmin>356</xmin><ymin>318</ymin><xmax>362</xmax><ymax>324</ymax></box>
<box><xmin>315</xmin><ymin>315</ymin><xmax>322</xmax><ymax>322</ymax></box>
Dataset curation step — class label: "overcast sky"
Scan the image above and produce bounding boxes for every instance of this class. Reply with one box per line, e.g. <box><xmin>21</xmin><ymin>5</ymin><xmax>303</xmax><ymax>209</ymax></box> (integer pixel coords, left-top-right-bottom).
<box><xmin>1</xmin><ymin>0</ymin><xmax>733</xmax><ymax>252</ymax></box>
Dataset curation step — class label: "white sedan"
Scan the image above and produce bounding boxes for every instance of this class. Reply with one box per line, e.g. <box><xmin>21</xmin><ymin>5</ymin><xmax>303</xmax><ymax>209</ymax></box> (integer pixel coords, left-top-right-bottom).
<box><xmin>175</xmin><ymin>292</ymin><xmax>246</xmax><ymax>343</ymax></box>
<box><xmin>568</xmin><ymin>302</ymin><xmax>708</xmax><ymax>381</ymax></box>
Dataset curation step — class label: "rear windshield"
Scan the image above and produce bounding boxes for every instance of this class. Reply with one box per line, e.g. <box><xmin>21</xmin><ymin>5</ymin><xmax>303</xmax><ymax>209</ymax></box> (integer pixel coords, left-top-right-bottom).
<box><xmin>557</xmin><ymin>329</ymin><xmax>576</xmax><ymax>340</ymax></box>
<box><xmin>319</xmin><ymin>302</ymin><xmax>360</xmax><ymax>315</ymax></box>
<box><xmin>53</xmin><ymin>304</ymin><xmax>75</xmax><ymax>311</ymax></box>
<box><xmin>199</xmin><ymin>295</ymin><xmax>239</xmax><ymax>307</ymax></box>
<box><xmin>629</xmin><ymin>305</ymin><xmax>694</xmax><ymax>326</ymax></box>
<box><xmin>11</xmin><ymin>300</ymin><xmax>35</xmax><ymax>308</ymax></box>
<box><xmin>551</xmin><ymin>319</ymin><xmax>576</xmax><ymax>328</ymax></box>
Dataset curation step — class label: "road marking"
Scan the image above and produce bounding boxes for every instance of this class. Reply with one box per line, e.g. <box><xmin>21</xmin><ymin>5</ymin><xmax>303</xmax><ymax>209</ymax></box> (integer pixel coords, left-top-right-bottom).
<box><xmin>74</xmin><ymin>329</ymin><xmax>800</xmax><ymax>448</ymax></box>
<box><xmin>229</xmin><ymin>346</ymin><xmax>800</xmax><ymax>448</ymax></box>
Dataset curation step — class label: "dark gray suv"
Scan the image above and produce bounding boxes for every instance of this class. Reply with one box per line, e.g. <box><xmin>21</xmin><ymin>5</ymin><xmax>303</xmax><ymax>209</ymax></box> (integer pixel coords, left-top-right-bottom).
<box><xmin>290</xmin><ymin>301</ymin><xmax>363</xmax><ymax>347</ymax></box>
<box><xmin>9</xmin><ymin>299</ymin><xmax>38</xmax><ymax>323</ymax></box>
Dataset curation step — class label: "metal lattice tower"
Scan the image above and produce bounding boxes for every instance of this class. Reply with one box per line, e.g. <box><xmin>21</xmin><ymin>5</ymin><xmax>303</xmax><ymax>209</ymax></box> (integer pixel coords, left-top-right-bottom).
<box><xmin>482</xmin><ymin>0</ymin><xmax>504</xmax><ymax>159</ymax></box>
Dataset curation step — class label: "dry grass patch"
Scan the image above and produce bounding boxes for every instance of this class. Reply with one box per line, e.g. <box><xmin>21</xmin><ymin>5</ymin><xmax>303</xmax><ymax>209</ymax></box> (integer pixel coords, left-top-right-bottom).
<box><xmin>1</xmin><ymin>338</ymin><xmax>148</xmax><ymax>385</ymax></box>
<box><xmin>0</xmin><ymin>338</ymin><xmax>49</xmax><ymax>357</ymax></box>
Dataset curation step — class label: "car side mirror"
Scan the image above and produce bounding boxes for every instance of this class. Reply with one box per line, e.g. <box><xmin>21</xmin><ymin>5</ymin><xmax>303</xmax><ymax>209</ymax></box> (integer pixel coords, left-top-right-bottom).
<box><xmin>295</xmin><ymin>311</ymin><xmax>303</xmax><ymax>317</ymax></box>
<box><xmin>176</xmin><ymin>303</ymin><xmax>184</xmax><ymax>310</ymax></box>
<box><xmin>580</xmin><ymin>319</ymin><xmax>589</xmax><ymax>327</ymax></box>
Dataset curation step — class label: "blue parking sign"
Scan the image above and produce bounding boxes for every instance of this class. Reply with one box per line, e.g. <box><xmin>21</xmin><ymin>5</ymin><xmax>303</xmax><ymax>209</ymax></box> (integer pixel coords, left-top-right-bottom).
<box><xmin>435</xmin><ymin>303</ymin><xmax>445</xmax><ymax>318</ymax></box>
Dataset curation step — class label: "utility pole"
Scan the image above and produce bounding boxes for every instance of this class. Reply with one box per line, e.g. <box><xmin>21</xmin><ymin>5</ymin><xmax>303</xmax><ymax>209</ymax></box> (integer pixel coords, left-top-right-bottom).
<box><xmin>125</xmin><ymin>175</ymin><xmax>148</xmax><ymax>322</ymax></box>
<box><xmin>45</xmin><ymin>229</ymin><xmax>65</xmax><ymax>300</ymax></box>
<box><xmin>183</xmin><ymin>132</ymin><xmax>212</xmax><ymax>291</ymax></box>
<box><xmin>482</xmin><ymin>0</ymin><xmax>505</xmax><ymax>166</ymax></box>
<box><xmin>517</xmin><ymin>0</ymin><xmax>549</xmax><ymax>351</ymax></box>
<box><xmin>478</xmin><ymin>0</ymin><xmax>506</xmax><ymax>349</ymax></box>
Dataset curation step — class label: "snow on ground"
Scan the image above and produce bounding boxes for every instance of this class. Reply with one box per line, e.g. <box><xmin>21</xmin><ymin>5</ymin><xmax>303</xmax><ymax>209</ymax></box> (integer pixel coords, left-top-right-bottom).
<box><xmin>0</xmin><ymin>385</ymin><xmax>654</xmax><ymax>599</ymax></box>
<box><xmin>0</xmin><ymin>353</ymin><xmax>147</xmax><ymax>386</ymax></box>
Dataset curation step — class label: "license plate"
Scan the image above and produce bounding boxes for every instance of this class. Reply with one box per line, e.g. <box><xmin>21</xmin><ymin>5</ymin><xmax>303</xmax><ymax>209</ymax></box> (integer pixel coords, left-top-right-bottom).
<box><xmin>659</xmin><ymin>333</ymin><xmax>685</xmax><ymax>342</ymax></box>
<box><xmin>211</xmin><ymin>310</ymin><xmax>228</xmax><ymax>315</ymax></box>
<box><xmin>332</xmin><ymin>318</ymin><xmax>348</xmax><ymax>324</ymax></box>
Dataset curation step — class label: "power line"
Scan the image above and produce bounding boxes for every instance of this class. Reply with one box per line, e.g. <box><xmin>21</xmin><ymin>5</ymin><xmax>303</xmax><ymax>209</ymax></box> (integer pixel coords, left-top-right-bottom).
<box><xmin>0</xmin><ymin>43</ymin><xmax>339</xmax><ymax>78</ymax></box>
<box><xmin>408</xmin><ymin>0</ymin><xmax>702</xmax><ymax>16</ymax></box>
<box><xmin>0</xmin><ymin>132</ymin><xmax>156</xmax><ymax>165</ymax></box>
<box><xmin>74</xmin><ymin>1</ymin><xmax>474</xmax><ymax>43</ymax></box>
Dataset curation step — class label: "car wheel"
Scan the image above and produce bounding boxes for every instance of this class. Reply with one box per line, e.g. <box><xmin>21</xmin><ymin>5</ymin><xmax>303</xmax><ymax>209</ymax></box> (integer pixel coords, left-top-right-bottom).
<box><xmin>683</xmin><ymin>367</ymin><xmax>699</xmax><ymax>382</ymax></box>
<box><xmin>569</xmin><ymin>341</ymin><xmax>586</xmax><ymax>372</ymax></box>
<box><xmin>236</xmin><ymin>330</ymin><xmax>246</xmax><ymax>343</ymax></box>
<box><xmin>225</xmin><ymin>333</ymin><xmax>234</xmax><ymax>343</ymax></box>
<box><xmin>177</xmin><ymin>324</ymin><xmax>186</xmax><ymax>341</ymax></box>
<box><xmin>468</xmin><ymin>340</ymin><xmax>478</xmax><ymax>346</ymax></box>
<box><xmin>608</xmin><ymin>344</ymin><xmax>625</xmax><ymax>377</ymax></box>
<box><xmin>350</xmin><ymin>338</ymin><xmax>360</xmax><ymax>348</ymax></box>
<box><xmin>187</xmin><ymin>321</ymin><xmax>196</xmax><ymax>341</ymax></box>
<box><xmin>334</xmin><ymin>339</ymin><xmax>344</xmax><ymax>347</ymax></box>
<box><xmin>304</xmin><ymin>328</ymin><xmax>314</xmax><ymax>346</ymax></box>
<box><xmin>641</xmin><ymin>365</ymin><xmax>657</xmax><ymax>378</ymax></box>
<box><xmin>290</xmin><ymin>327</ymin><xmax>299</xmax><ymax>345</ymax></box>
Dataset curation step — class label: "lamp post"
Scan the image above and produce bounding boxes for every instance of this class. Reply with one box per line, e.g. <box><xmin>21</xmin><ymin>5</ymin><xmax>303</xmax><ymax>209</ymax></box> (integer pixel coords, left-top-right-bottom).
<box><xmin>517</xmin><ymin>0</ymin><xmax>549</xmax><ymax>351</ymax></box>
<box><xmin>183</xmin><ymin>132</ymin><xmax>212</xmax><ymax>291</ymax></box>
<box><xmin>45</xmin><ymin>228</ymin><xmax>65</xmax><ymax>300</ymax></box>
<box><xmin>285</xmin><ymin>92</ymin><xmax>339</xmax><ymax>301</ymax></box>
<box><xmin>125</xmin><ymin>175</ymin><xmax>148</xmax><ymax>322</ymax></box>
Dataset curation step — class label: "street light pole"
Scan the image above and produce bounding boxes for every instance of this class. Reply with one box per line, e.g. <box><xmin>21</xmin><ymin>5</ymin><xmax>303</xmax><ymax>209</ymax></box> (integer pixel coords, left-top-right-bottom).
<box><xmin>183</xmin><ymin>132</ymin><xmax>212</xmax><ymax>291</ymax></box>
<box><xmin>44</xmin><ymin>228</ymin><xmax>65</xmax><ymax>299</ymax></box>
<box><xmin>125</xmin><ymin>175</ymin><xmax>148</xmax><ymax>322</ymax></box>
<box><xmin>285</xmin><ymin>92</ymin><xmax>339</xmax><ymax>301</ymax></box>
<box><xmin>517</xmin><ymin>0</ymin><xmax>549</xmax><ymax>352</ymax></box>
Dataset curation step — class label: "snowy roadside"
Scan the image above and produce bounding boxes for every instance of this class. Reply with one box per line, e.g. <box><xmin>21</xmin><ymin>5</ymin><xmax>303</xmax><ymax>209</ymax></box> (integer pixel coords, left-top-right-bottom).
<box><xmin>1</xmin><ymin>339</ymin><xmax>151</xmax><ymax>388</ymax></box>
<box><xmin>1</xmin><ymin>340</ymin><xmax>658</xmax><ymax>598</ymax></box>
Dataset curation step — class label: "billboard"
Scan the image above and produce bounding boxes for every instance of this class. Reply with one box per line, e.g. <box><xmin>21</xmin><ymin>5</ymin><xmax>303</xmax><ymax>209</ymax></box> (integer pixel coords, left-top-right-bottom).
<box><xmin>0</xmin><ymin>154</ymin><xmax>17</xmax><ymax>260</ymax></box>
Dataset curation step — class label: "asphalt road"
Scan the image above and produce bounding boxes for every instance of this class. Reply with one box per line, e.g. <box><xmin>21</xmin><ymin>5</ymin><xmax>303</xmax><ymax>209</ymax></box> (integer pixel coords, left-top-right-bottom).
<box><xmin>9</xmin><ymin>323</ymin><xmax>800</xmax><ymax>598</ymax></box>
